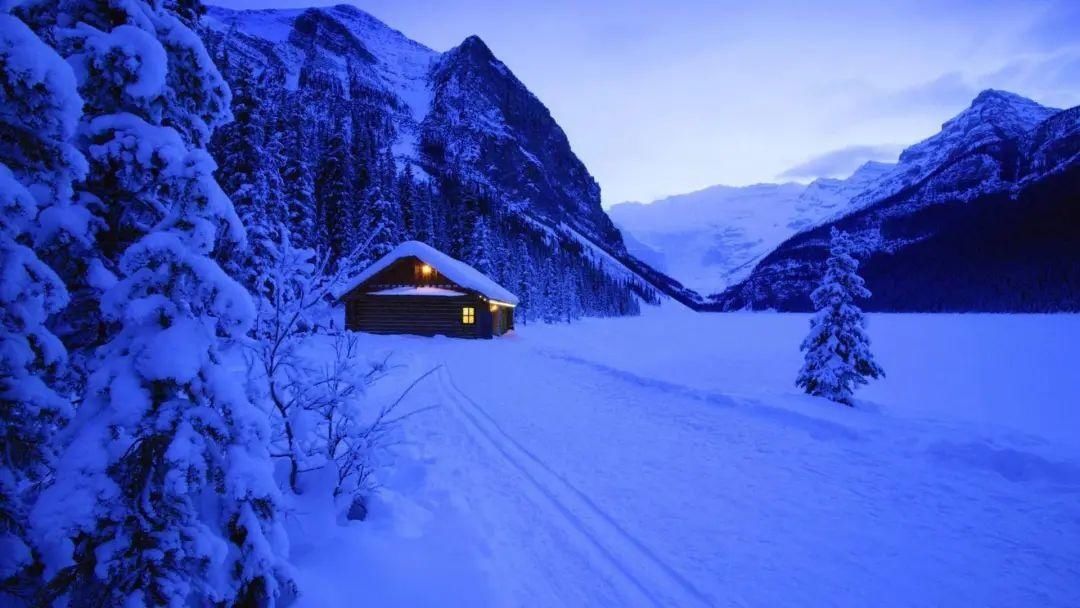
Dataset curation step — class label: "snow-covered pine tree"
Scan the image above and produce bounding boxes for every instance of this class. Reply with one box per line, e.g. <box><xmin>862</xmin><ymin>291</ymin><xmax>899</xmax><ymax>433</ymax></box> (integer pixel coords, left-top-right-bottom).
<box><xmin>511</xmin><ymin>241</ymin><xmax>534</xmax><ymax>324</ymax></box>
<box><xmin>397</xmin><ymin>163</ymin><xmax>417</xmax><ymax>239</ymax></box>
<box><xmin>364</xmin><ymin>184</ymin><xmax>404</xmax><ymax>263</ymax></box>
<box><xmin>411</xmin><ymin>180</ymin><xmax>436</xmax><ymax>245</ymax></box>
<box><xmin>467</xmin><ymin>215</ymin><xmax>495</xmax><ymax>277</ymax></box>
<box><xmin>28</xmin><ymin>1</ymin><xmax>291</xmax><ymax>605</ymax></box>
<box><xmin>796</xmin><ymin>228</ymin><xmax>884</xmax><ymax>405</ymax></box>
<box><xmin>278</xmin><ymin>103</ymin><xmax>316</xmax><ymax>248</ymax></box>
<box><xmin>212</xmin><ymin>70</ymin><xmax>287</xmax><ymax>290</ymax></box>
<box><xmin>0</xmin><ymin>12</ymin><xmax>85</xmax><ymax>598</ymax></box>
<box><xmin>316</xmin><ymin>122</ymin><xmax>355</xmax><ymax>260</ymax></box>
<box><xmin>540</xmin><ymin>257</ymin><xmax>561</xmax><ymax>323</ymax></box>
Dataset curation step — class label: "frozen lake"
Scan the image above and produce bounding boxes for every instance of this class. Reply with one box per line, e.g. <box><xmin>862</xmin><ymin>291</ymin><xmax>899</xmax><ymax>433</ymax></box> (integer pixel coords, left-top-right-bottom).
<box><xmin>293</xmin><ymin>310</ymin><xmax>1080</xmax><ymax>606</ymax></box>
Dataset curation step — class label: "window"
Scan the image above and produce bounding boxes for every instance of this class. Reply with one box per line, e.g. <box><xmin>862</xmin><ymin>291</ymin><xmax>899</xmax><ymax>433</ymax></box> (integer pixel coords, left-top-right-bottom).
<box><xmin>462</xmin><ymin>307</ymin><xmax>475</xmax><ymax>324</ymax></box>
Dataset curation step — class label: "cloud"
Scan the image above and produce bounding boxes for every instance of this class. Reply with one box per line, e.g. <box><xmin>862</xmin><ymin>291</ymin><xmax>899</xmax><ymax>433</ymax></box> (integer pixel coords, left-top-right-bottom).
<box><xmin>977</xmin><ymin>49</ymin><xmax>1080</xmax><ymax>109</ymax></box>
<box><xmin>778</xmin><ymin>144</ymin><xmax>903</xmax><ymax>180</ymax></box>
<box><xmin>862</xmin><ymin>72</ymin><xmax>980</xmax><ymax>119</ymax></box>
<box><xmin>841</xmin><ymin>54</ymin><xmax>1080</xmax><ymax>131</ymax></box>
<box><xmin>1022</xmin><ymin>0</ymin><xmax>1080</xmax><ymax>53</ymax></box>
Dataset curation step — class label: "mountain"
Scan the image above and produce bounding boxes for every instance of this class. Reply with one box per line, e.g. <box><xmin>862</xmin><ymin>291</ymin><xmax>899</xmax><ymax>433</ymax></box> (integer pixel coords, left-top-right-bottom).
<box><xmin>609</xmin><ymin>161</ymin><xmax>894</xmax><ymax>295</ymax></box>
<box><xmin>714</xmin><ymin>90</ymin><xmax>1080</xmax><ymax>312</ymax></box>
<box><xmin>200</xmin><ymin>4</ymin><xmax>699</xmax><ymax>316</ymax></box>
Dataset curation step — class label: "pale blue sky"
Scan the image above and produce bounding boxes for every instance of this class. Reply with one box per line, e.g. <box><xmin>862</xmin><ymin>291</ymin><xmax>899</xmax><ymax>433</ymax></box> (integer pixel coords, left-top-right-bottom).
<box><xmin>210</xmin><ymin>0</ymin><xmax>1080</xmax><ymax>204</ymax></box>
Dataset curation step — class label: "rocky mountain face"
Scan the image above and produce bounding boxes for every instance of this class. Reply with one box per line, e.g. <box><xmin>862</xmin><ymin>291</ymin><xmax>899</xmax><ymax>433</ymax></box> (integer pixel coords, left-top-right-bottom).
<box><xmin>421</xmin><ymin>35</ymin><xmax>619</xmax><ymax>246</ymax></box>
<box><xmin>201</xmin><ymin>4</ymin><xmax>699</xmax><ymax>316</ymax></box>
<box><xmin>714</xmin><ymin>91</ymin><xmax>1080</xmax><ymax>312</ymax></box>
<box><xmin>609</xmin><ymin>161</ymin><xmax>895</xmax><ymax>296</ymax></box>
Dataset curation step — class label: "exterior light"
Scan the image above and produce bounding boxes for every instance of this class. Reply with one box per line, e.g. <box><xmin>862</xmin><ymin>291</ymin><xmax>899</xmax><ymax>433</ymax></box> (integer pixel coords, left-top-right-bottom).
<box><xmin>489</xmin><ymin>303</ymin><xmax>498</xmax><ymax>312</ymax></box>
<box><xmin>420</xmin><ymin>264</ymin><xmax>432</xmax><ymax>276</ymax></box>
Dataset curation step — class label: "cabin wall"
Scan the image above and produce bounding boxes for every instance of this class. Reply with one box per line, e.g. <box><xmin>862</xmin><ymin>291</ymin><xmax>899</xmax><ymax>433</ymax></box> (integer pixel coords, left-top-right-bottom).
<box><xmin>344</xmin><ymin>293</ymin><xmax>494</xmax><ymax>339</ymax></box>
<box><xmin>490</xmin><ymin>305</ymin><xmax>514</xmax><ymax>336</ymax></box>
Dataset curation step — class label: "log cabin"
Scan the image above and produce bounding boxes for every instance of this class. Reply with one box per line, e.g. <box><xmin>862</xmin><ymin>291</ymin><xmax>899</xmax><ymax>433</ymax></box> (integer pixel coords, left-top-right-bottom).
<box><xmin>336</xmin><ymin>241</ymin><xmax>518</xmax><ymax>339</ymax></box>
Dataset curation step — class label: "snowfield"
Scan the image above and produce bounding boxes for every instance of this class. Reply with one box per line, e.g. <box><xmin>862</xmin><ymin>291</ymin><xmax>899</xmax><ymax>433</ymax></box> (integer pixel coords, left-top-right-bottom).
<box><xmin>294</xmin><ymin>309</ymin><xmax>1080</xmax><ymax>607</ymax></box>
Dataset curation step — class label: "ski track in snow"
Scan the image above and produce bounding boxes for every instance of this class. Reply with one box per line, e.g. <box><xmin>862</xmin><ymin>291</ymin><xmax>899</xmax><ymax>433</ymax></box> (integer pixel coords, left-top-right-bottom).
<box><xmin>435</xmin><ymin>365</ymin><xmax>715</xmax><ymax>607</ymax></box>
<box><xmin>348</xmin><ymin>314</ymin><xmax>1080</xmax><ymax>607</ymax></box>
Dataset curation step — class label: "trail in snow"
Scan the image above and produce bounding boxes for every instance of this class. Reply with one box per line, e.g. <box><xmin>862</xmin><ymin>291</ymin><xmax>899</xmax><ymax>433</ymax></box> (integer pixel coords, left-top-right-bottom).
<box><xmin>418</xmin><ymin>315</ymin><xmax>1080</xmax><ymax>607</ymax></box>
<box><xmin>299</xmin><ymin>313</ymin><xmax>1080</xmax><ymax>607</ymax></box>
<box><xmin>436</xmin><ymin>365</ymin><xmax>714</xmax><ymax>607</ymax></box>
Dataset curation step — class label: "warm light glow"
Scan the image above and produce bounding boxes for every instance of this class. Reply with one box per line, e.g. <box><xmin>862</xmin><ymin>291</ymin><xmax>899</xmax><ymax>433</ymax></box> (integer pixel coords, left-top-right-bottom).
<box><xmin>461</xmin><ymin>307</ymin><xmax>475</xmax><ymax>325</ymax></box>
<box><xmin>420</xmin><ymin>264</ymin><xmax>432</xmax><ymax>276</ymax></box>
<box><xmin>489</xmin><ymin>303</ymin><xmax>498</xmax><ymax>312</ymax></box>
<box><xmin>488</xmin><ymin>299</ymin><xmax>516</xmax><ymax>308</ymax></box>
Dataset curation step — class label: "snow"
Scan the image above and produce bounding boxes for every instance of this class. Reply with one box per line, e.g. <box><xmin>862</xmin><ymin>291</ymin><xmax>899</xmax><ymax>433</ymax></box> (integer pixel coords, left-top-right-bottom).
<box><xmin>560</xmin><ymin>222</ymin><xmax>674</xmax><ymax>300</ymax></box>
<box><xmin>840</xmin><ymin>90</ymin><xmax>1061</xmax><ymax>218</ymax></box>
<box><xmin>612</xmin><ymin>90</ymin><xmax>1064</xmax><ymax>299</ymax></box>
<box><xmin>610</xmin><ymin>183</ymin><xmax>806</xmax><ymax>294</ymax></box>
<box><xmin>292</xmin><ymin>309</ymin><xmax>1080</xmax><ymax>607</ymax></box>
<box><xmin>371</xmin><ymin>286</ymin><xmax>465</xmax><ymax>297</ymax></box>
<box><xmin>336</xmin><ymin>240</ymin><xmax>519</xmax><ymax>305</ymax></box>
<box><xmin>206</xmin><ymin>7</ymin><xmax>305</xmax><ymax>44</ymax></box>
<box><xmin>205</xmin><ymin>5</ymin><xmax>438</xmax><ymax>164</ymax></box>
<box><xmin>611</xmin><ymin>161</ymin><xmax>900</xmax><ymax>296</ymax></box>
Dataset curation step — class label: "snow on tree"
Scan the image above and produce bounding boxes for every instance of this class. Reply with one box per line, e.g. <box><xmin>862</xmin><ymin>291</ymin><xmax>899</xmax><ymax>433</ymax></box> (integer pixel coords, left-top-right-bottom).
<box><xmin>316</xmin><ymin>123</ymin><xmax>355</xmax><ymax>261</ymax></box>
<box><xmin>467</xmin><ymin>215</ymin><xmax>495</xmax><ymax>277</ymax></box>
<box><xmin>27</xmin><ymin>2</ymin><xmax>291</xmax><ymax>605</ymax></box>
<box><xmin>246</xmin><ymin>231</ymin><xmax>341</xmax><ymax>493</ymax></box>
<box><xmin>212</xmin><ymin>69</ymin><xmax>287</xmax><ymax>289</ymax></box>
<box><xmin>796</xmin><ymin>228</ymin><xmax>884</xmax><ymax>405</ymax></box>
<box><xmin>363</xmin><ymin>184</ymin><xmax>404</xmax><ymax>264</ymax></box>
<box><xmin>246</xmin><ymin>231</ymin><xmax>424</xmax><ymax>510</ymax></box>
<box><xmin>0</xmin><ymin>12</ymin><xmax>85</xmax><ymax>599</ymax></box>
<box><xmin>410</xmin><ymin>180</ymin><xmax>436</xmax><ymax>246</ymax></box>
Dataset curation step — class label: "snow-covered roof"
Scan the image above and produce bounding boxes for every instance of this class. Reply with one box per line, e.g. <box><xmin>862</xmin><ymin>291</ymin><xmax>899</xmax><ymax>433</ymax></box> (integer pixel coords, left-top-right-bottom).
<box><xmin>370</xmin><ymin>286</ymin><xmax>465</xmax><ymax>297</ymax></box>
<box><xmin>337</xmin><ymin>241</ymin><xmax>519</xmax><ymax>305</ymax></box>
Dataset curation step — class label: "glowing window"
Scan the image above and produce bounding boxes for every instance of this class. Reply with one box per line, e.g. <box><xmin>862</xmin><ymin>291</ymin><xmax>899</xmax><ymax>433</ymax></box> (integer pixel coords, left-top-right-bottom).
<box><xmin>420</xmin><ymin>264</ymin><xmax>432</xmax><ymax>277</ymax></box>
<box><xmin>462</xmin><ymin>307</ymin><xmax>475</xmax><ymax>324</ymax></box>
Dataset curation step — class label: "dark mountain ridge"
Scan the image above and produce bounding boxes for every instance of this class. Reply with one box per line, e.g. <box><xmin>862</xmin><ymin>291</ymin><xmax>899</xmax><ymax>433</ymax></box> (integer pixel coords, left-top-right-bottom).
<box><xmin>713</xmin><ymin>91</ymin><xmax>1080</xmax><ymax>312</ymax></box>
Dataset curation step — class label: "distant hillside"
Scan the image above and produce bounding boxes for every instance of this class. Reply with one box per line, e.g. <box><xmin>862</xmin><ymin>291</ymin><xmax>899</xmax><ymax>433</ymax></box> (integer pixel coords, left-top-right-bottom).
<box><xmin>609</xmin><ymin>162</ymin><xmax>894</xmax><ymax>295</ymax></box>
<box><xmin>714</xmin><ymin>91</ymin><xmax>1080</xmax><ymax>312</ymax></box>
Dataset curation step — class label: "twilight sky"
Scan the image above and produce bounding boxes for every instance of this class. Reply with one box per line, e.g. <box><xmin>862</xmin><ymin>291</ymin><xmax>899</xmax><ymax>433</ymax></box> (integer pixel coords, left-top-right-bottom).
<box><xmin>211</xmin><ymin>0</ymin><xmax>1080</xmax><ymax>205</ymax></box>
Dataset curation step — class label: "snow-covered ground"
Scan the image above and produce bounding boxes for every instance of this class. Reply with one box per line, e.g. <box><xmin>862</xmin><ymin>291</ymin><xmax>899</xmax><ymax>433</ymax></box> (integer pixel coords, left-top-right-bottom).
<box><xmin>294</xmin><ymin>309</ymin><xmax>1080</xmax><ymax>607</ymax></box>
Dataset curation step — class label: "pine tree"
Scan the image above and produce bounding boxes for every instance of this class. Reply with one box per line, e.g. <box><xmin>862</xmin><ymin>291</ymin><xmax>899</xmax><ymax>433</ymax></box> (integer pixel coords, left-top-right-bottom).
<box><xmin>511</xmin><ymin>241</ymin><xmax>533</xmax><ymax>324</ymax></box>
<box><xmin>397</xmin><ymin>163</ymin><xmax>417</xmax><ymax>239</ymax></box>
<box><xmin>363</xmin><ymin>184</ymin><xmax>403</xmax><ymax>264</ymax></box>
<box><xmin>212</xmin><ymin>70</ymin><xmax>286</xmax><ymax>288</ymax></box>
<box><xmin>467</xmin><ymin>215</ymin><xmax>495</xmax><ymax>277</ymax></box>
<box><xmin>540</xmin><ymin>256</ymin><xmax>561</xmax><ymax>323</ymax></box>
<box><xmin>316</xmin><ymin>120</ymin><xmax>355</xmax><ymax>261</ymax></box>
<box><xmin>0</xmin><ymin>12</ymin><xmax>85</xmax><ymax>597</ymax></box>
<box><xmin>279</xmin><ymin>104</ymin><xmax>316</xmax><ymax>249</ymax></box>
<box><xmin>412</xmin><ymin>180</ymin><xmax>436</xmax><ymax>245</ymax></box>
<box><xmin>29</xmin><ymin>2</ymin><xmax>291</xmax><ymax>605</ymax></box>
<box><xmin>796</xmin><ymin>228</ymin><xmax>884</xmax><ymax>405</ymax></box>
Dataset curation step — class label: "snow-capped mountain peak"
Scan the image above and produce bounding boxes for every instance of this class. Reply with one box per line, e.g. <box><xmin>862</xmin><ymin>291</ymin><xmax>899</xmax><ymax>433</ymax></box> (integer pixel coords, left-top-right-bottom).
<box><xmin>899</xmin><ymin>89</ymin><xmax>1059</xmax><ymax>167</ymax></box>
<box><xmin>612</xmin><ymin>90</ymin><xmax>1072</xmax><ymax>302</ymax></box>
<box><xmin>716</xmin><ymin>90</ymin><xmax>1079</xmax><ymax>312</ymax></box>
